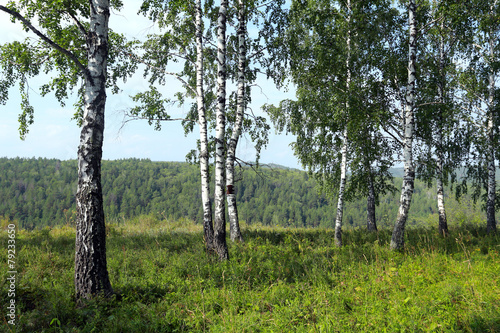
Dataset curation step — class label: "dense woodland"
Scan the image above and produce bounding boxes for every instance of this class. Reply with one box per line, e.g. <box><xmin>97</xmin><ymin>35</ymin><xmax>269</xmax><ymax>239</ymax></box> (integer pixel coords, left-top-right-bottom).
<box><xmin>0</xmin><ymin>157</ymin><xmax>487</xmax><ymax>230</ymax></box>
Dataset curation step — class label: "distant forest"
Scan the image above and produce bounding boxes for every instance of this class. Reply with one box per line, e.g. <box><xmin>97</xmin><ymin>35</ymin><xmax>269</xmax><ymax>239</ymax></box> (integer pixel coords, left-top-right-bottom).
<box><xmin>0</xmin><ymin>157</ymin><xmax>485</xmax><ymax>230</ymax></box>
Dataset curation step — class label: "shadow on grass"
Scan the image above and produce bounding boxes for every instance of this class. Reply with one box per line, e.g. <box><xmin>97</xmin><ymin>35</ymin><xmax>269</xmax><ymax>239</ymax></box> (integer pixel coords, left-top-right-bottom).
<box><xmin>115</xmin><ymin>284</ymin><xmax>172</xmax><ymax>304</ymax></box>
<box><xmin>11</xmin><ymin>222</ymin><xmax>498</xmax><ymax>258</ymax></box>
<box><xmin>462</xmin><ymin>315</ymin><xmax>500</xmax><ymax>332</ymax></box>
<box><xmin>3</xmin><ymin>223</ymin><xmax>498</xmax><ymax>332</ymax></box>
<box><xmin>241</xmin><ymin>224</ymin><xmax>499</xmax><ymax>258</ymax></box>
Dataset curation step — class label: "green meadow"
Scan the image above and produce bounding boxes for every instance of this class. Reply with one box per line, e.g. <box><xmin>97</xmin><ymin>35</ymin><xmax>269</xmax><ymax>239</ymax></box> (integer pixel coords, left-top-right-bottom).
<box><xmin>1</xmin><ymin>215</ymin><xmax>499</xmax><ymax>332</ymax></box>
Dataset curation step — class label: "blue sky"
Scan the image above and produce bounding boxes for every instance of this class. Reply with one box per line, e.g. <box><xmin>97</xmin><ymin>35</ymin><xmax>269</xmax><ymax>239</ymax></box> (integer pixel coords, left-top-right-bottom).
<box><xmin>0</xmin><ymin>2</ymin><xmax>302</xmax><ymax>169</ymax></box>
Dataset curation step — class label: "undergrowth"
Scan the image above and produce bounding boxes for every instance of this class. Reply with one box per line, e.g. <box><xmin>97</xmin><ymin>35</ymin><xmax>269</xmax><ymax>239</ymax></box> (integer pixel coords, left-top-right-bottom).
<box><xmin>0</xmin><ymin>216</ymin><xmax>499</xmax><ymax>332</ymax></box>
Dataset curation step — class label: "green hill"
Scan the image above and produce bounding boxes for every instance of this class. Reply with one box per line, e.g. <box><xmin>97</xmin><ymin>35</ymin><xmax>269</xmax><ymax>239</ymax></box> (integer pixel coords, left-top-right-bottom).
<box><xmin>0</xmin><ymin>157</ymin><xmax>485</xmax><ymax>229</ymax></box>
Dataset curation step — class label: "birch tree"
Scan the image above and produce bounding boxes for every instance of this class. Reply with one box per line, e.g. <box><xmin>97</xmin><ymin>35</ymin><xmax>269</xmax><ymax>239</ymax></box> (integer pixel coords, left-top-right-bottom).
<box><xmin>213</xmin><ymin>0</ymin><xmax>230</xmax><ymax>259</ymax></box>
<box><xmin>390</xmin><ymin>0</ymin><xmax>417</xmax><ymax>250</ymax></box>
<box><xmin>266</xmin><ymin>0</ymin><xmax>398</xmax><ymax>245</ymax></box>
<box><xmin>225</xmin><ymin>0</ymin><xmax>246</xmax><ymax>242</ymax></box>
<box><xmin>332</xmin><ymin>0</ymin><xmax>352</xmax><ymax>247</ymax></box>
<box><xmin>0</xmin><ymin>0</ymin><xmax>137</xmax><ymax>300</ymax></box>
<box><xmin>133</xmin><ymin>0</ymin><xmax>219</xmax><ymax>253</ymax></box>
<box><xmin>224</xmin><ymin>0</ymin><xmax>283</xmax><ymax>242</ymax></box>
<box><xmin>457</xmin><ymin>0</ymin><xmax>499</xmax><ymax>233</ymax></box>
<box><xmin>196</xmin><ymin>0</ymin><xmax>216</xmax><ymax>249</ymax></box>
<box><xmin>134</xmin><ymin>0</ymin><xmax>276</xmax><ymax>249</ymax></box>
<box><xmin>414</xmin><ymin>0</ymin><xmax>470</xmax><ymax>236</ymax></box>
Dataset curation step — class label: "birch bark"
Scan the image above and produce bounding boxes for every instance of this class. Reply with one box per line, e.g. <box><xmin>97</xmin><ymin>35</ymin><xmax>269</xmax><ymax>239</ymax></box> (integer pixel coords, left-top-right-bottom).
<box><xmin>226</xmin><ymin>0</ymin><xmax>246</xmax><ymax>243</ymax></box>
<box><xmin>486</xmin><ymin>27</ymin><xmax>497</xmax><ymax>233</ymax></box>
<box><xmin>436</xmin><ymin>143</ymin><xmax>448</xmax><ymax>235</ymax></box>
<box><xmin>335</xmin><ymin>128</ymin><xmax>348</xmax><ymax>247</ymax></box>
<box><xmin>195</xmin><ymin>0</ymin><xmax>215</xmax><ymax>252</ymax></box>
<box><xmin>334</xmin><ymin>0</ymin><xmax>351</xmax><ymax>247</ymax></box>
<box><xmin>436</xmin><ymin>24</ymin><xmax>448</xmax><ymax>236</ymax></box>
<box><xmin>367</xmin><ymin>170</ymin><xmax>377</xmax><ymax>232</ymax></box>
<box><xmin>74</xmin><ymin>0</ymin><xmax>113</xmax><ymax>300</ymax></box>
<box><xmin>214</xmin><ymin>0</ymin><xmax>229</xmax><ymax>260</ymax></box>
<box><xmin>391</xmin><ymin>0</ymin><xmax>417</xmax><ymax>250</ymax></box>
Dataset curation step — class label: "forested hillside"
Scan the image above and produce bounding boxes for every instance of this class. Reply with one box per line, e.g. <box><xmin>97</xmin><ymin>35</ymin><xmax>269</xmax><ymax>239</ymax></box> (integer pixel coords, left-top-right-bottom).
<box><xmin>0</xmin><ymin>157</ymin><xmax>485</xmax><ymax>230</ymax></box>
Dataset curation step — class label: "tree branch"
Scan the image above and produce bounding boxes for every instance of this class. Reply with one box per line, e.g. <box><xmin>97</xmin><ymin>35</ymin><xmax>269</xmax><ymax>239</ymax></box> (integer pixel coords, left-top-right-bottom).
<box><xmin>66</xmin><ymin>10</ymin><xmax>88</xmax><ymax>37</ymax></box>
<box><xmin>235</xmin><ymin>157</ymin><xmax>269</xmax><ymax>180</ymax></box>
<box><xmin>7</xmin><ymin>53</ymin><xmax>52</xmax><ymax>68</ymax></box>
<box><xmin>126</xmin><ymin>115</ymin><xmax>195</xmax><ymax>123</ymax></box>
<box><xmin>457</xmin><ymin>82</ymin><xmax>489</xmax><ymax>107</ymax></box>
<box><xmin>125</xmin><ymin>51</ymin><xmax>197</xmax><ymax>96</ymax></box>
<box><xmin>0</xmin><ymin>5</ymin><xmax>89</xmax><ymax>79</ymax></box>
<box><xmin>248</xmin><ymin>45</ymin><xmax>267</xmax><ymax>59</ymax></box>
<box><xmin>169</xmin><ymin>52</ymin><xmax>195</xmax><ymax>65</ymax></box>
<box><xmin>415</xmin><ymin>101</ymin><xmax>443</xmax><ymax>108</ymax></box>
<box><xmin>379</xmin><ymin>121</ymin><xmax>403</xmax><ymax>147</ymax></box>
<box><xmin>417</xmin><ymin>16</ymin><xmax>443</xmax><ymax>41</ymax></box>
<box><xmin>119</xmin><ymin>111</ymin><xmax>196</xmax><ymax>133</ymax></box>
<box><xmin>205</xmin><ymin>39</ymin><xmax>217</xmax><ymax>49</ymax></box>
<box><xmin>256</xmin><ymin>1</ymin><xmax>275</xmax><ymax>9</ymax></box>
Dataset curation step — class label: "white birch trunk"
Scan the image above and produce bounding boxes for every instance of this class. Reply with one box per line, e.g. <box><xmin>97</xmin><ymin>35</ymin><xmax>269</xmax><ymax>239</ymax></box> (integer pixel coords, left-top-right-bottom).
<box><xmin>436</xmin><ymin>25</ymin><xmax>448</xmax><ymax>236</ymax></box>
<box><xmin>335</xmin><ymin>127</ymin><xmax>348</xmax><ymax>247</ymax></box>
<box><xmin>391</xmin><ymin>0</ymin><xmax>417</xmax><ymax>250</ymax></box>
<box><xmin>436</xmin><ymin>153</ymin><xmax>448</xmax><ymax>235</ymax></box>
<box><xmin>486</xmin><ymin>29</ymin><xmax>497</xmax><ymax>233</ymax></box>
<box><xmin>334</xmin><ymin>0</ymin><xmax>351</xmax><ymax>247</ymax></box>
<box><xmin>196</xmin><ymin>0</ymin><xmax>215</xmax><ymax>251</ymax></box>
<box><xmin>74</xmin><ymin>0</ymin><xmax>113</xmax><ymax>300</ymax></box>
<box><xmin>436</xmin><ymin>154</ymin><xmax>448</xmax><ymax>235</ymax></box>
<box><xmin>226</xmin><ymin>0</ymin><xmax>245</xmax><ymax>243</ymax></box>
<box><xmin>367</xmin><ymin>169</ymin><xmax>377</xmax><ymax>232</ymax></box>
<box><xmin>214</xmin><ymin>0</ymin><xmax>229</xmax><ymax>260</ymax></box>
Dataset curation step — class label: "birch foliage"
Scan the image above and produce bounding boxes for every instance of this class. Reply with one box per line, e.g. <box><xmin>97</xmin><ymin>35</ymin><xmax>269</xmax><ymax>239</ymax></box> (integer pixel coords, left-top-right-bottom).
<box><xmin>413</xmin><ymin>0</ymin><xmax>472</xmax><ymax>236</ymax></box>
<box><xmin>456</xmin><ymin>0</ymin><xmax>499</xmax><ymax>233</ymax></box>
<box><xmin>265</xmin><ymin>0</ymin><xmax>398</xmax><ymax>244</ymax></box>
<box><xmin>0</xmin><ymin>0</ymin><xmax>137</xmax><ymax>300</ymax></box>
<box><xmin>0</xmin><ymin>1</ymin><xmax>137</xmax><ymax>136</ymax></box>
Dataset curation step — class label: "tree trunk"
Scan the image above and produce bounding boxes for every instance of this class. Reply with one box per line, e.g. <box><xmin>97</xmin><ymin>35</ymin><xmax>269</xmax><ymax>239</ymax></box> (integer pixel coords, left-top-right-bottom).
<box><xmin>391</xmin><ymin>0</ymin><xmax>416</xmax><ymax>251</ymax></box>
<box><xmin>367</xmin><ymin>172</ymin><xmax>377</xmax><ymax>232</ymax></box>
<box><xmin>195</xmin><ymin>0</ymin><xmax>215</xmax><ymax>252</ymax></box>
<box><xmin>226</xmin><ymin>0</ymin><xmax>245</xmax><ymax>243</ymax></box>
<box><xmin>74</xmin><ymin>0</ymin><xmax>113</xmax><ymax>301</ymax></box>
<box><xmin>486</xmin><ymin>30</ymin><xmax>497</xmax><ymax>233</ymax></box>
<box><xmin>436</xmin><ymin>161</ymin><xmax>448</xmax><ymax>235</ymax></box>
<box><xmin>335</xmin><ymin>128</ymin><xmax>348</xmax><ymax>247</ymax></box>
<box><xmin>334</xmin><ymin>0</ymin><xmax>351</xmax><ymax>247</ymax></box>
<box><xmin>486</xmin><ymin>137</ymin><xmax>496</xmax><ymax>233</ymax></box>
<box><xmin>213</xmin><ymin>0</ymin><xmax>229</xmax><ymax>260</ymax></box>
<box><xmin>436</xmin><ymin>156</ymin><xmax>448</xmax><ymax>235</ymax></box>
<box><xmin>436</xmin><ymin>27</ymin><xmax>448</xmax><ymax>236</ymax></box>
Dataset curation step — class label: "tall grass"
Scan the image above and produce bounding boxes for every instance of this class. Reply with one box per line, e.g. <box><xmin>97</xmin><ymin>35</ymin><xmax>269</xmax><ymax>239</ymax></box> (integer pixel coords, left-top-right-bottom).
<box><xmin>1</xmin><ymin>215</ymin><xmax>499</xmax><ymax>332</ymax></box>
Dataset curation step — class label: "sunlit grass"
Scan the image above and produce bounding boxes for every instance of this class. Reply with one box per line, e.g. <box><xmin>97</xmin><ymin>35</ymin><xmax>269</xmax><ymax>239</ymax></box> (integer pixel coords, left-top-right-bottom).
<box><xmin>0</xmin><ymin>215</ymin><xmax>499</xmax><ymax>332</ymax></box>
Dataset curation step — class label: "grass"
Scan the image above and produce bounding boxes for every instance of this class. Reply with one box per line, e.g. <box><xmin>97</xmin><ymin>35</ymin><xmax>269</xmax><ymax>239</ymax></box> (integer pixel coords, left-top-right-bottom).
<box><xmin>1</xmin><ymin>215</ymin><xmax>499</xmax><ymax>332</ymax></box>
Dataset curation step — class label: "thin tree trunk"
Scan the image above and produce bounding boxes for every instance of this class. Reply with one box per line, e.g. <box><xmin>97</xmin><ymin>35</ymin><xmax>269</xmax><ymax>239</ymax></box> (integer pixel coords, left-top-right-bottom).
<box><xmin>436</xmin><ymin>158</ymin><xmax>448</xmax><ymax>235</ymax></box>
<box><xmin>334</xmin><ymin>0</ymin><xmax>351</xmax><ymax>247</ymax></box>
<box><xmin>367</xmin><ymin>170</ymin><xmax>377</xmax><ymax>231</ymax></box>
<box><xmin>335</xmin><ymin>128</ymin><xmax>348</xmax><ymax>247</ymax></box>
<box><xmin>226</xmin><ymin>0</ymin><xmax>245</xmax><ymax>243</ymax></box>
<box><xmin>391</xmin><ymin>0</ymin><xmax>416</xmax><ymax>251</ymax></box>
<box><xmin>213</xmin><ymin>0</ymin><xmax>229</xmax><ymax>260</ymax></box>
<box><xmin>436</xmin><ymin>154</ymin><xmax>448</xmax><ymax>235</ymax></box>
<box><xmin>74</xmin><ymin>0</ymin><xmax>113</xmax><ymax>301</ymax></box>
<box><xmin>486</xmin><ymin>30</ymin><xmax>497</xmax><ymax>233</ymax></box>
<box><xmin>196</xmin><ymin>0</ymin><xmax>215</xmax><ymax>251</ymax></box>
<box><xmin>436</xmin><ymin>26</ymin><xmax>448</xmax><ymax>236</ymax></box>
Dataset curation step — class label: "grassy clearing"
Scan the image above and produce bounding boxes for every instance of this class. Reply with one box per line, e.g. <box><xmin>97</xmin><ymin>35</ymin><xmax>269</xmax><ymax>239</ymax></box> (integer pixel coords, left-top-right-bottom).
<box><xmin>1</xmin><ymin>216</ymin><xmax>499</xmax><ymax>332</ymax></box>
